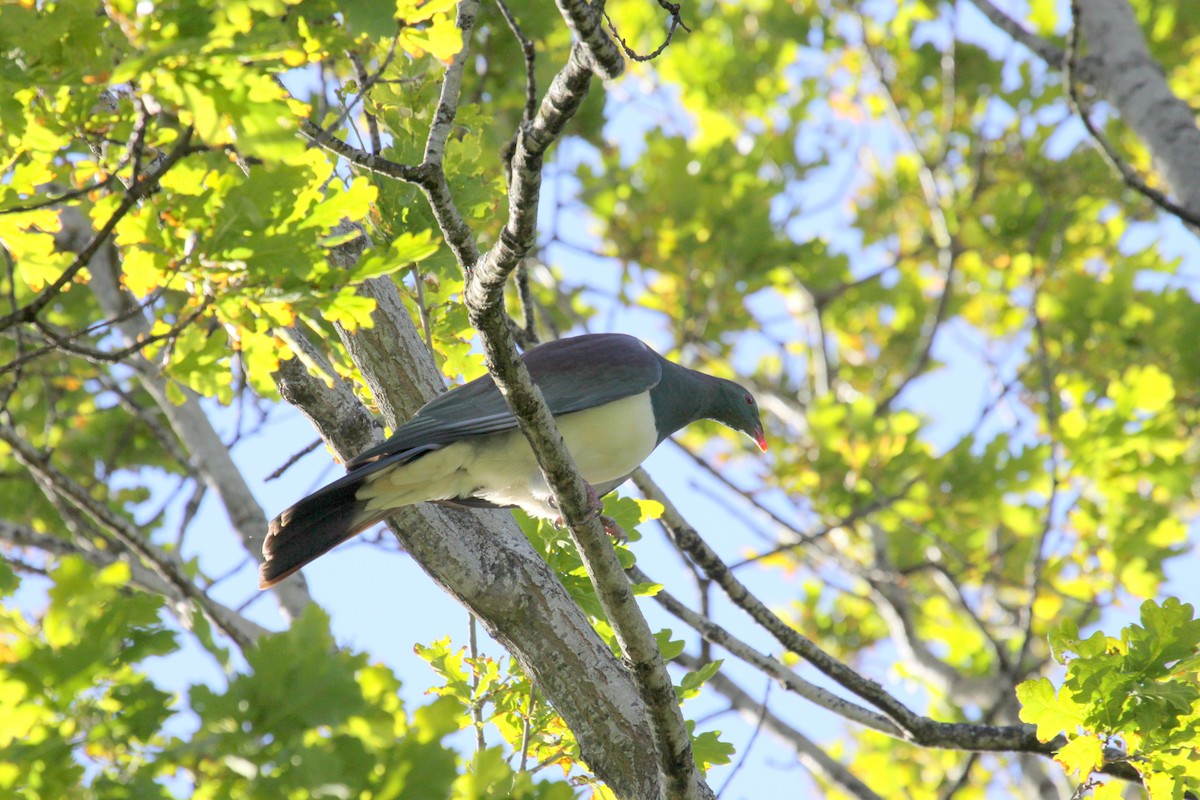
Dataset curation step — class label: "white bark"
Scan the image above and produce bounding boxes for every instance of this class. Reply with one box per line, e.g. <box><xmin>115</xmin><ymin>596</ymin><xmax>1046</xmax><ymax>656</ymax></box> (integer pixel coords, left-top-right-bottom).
<box><xmin>1076</xmin><ymin>0</ymin><xmax>1200</xmax><ymax>213</ymax></box>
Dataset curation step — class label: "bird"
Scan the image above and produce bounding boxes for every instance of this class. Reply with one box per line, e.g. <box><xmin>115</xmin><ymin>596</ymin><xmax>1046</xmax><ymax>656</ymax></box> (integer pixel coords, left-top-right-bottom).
<box><xmin>259</xmin><ymin>332</ymin><xmax>766</xmax><ymax>588</ymax></box>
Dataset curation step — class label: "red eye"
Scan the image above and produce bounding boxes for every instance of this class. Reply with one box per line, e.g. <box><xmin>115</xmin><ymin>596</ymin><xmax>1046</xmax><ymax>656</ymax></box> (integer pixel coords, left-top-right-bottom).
<box><xmin>745</xmin><ymin>395</ymin><xmax>753</xmax><ymax>405</ymax></box>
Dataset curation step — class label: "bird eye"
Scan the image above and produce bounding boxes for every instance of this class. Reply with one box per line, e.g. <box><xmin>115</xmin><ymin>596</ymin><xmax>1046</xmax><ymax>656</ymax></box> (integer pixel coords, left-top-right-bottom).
<box><xmin>745</xmin><ymin>395</ymin><xmax>753</xmax><ymax>405</ymax></box>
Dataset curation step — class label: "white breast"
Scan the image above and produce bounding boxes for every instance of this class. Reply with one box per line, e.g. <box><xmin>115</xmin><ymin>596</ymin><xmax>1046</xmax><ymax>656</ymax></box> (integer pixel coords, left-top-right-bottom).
<box><xmin>356</xmin><ymin>392</ymin><xmax>659</xmax><ymax>520</ymax></box>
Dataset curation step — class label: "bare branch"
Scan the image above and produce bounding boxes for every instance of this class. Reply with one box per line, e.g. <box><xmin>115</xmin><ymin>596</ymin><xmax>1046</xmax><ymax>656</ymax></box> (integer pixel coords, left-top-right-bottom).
<box><xmin>495</xmin><ymin>0</ymin><xmax>538</xmax><ymax>124</ymax></box>
<box><xmin>1065</xmin><ymin>0</ymin><xmax>1200</xmax><ymax>228</ymax></box>
<box><xmin>0</xmin><ymin>519</ymin><xmax>269</xmax><ymax>642</ymax></box>
<box><xmin>553</xmin><ymin>0</ymin><xmax>624</xmax><ymax>79</ymax></box>
<box><xmin>1</xmin><ymin>429</ymin><xmax>259</xmax><ymax>651</ymax></box>
<box><xmin>603</xmin><ymin>0</ymin><xmax>691</xmax><ymax>63</ymax></box>
<box><xmin>1</xmin><ymin>296</ymin><xmax>212</xmax><ymax>378</ymax></box>
<box><xmin>349</xmin><ymin>52</ymin><xmax>383</xmax><ymax>154</ymax></box>
<box><xmin>299</xmin><ymin>119</ymin><xmax>424</xmax><ymax>181</ymax></box>
<box><xmin>0</xmin><ymin>169</ymin><xmax>122</xmax><ymax>215</ymax></box>
<box><xmin>677</xmin><ymin>652</ymin><xmax>885</xmax><ymax>800</ymax></box>
<box><xmin>628</xmin><ymin>565</ymin><xmax>902</xmax><ymax>737</ymax></box>
<box><xmin>264</xmin><ymin>438</ymin><xmax>325</xmax><ymax>482</ymax></box>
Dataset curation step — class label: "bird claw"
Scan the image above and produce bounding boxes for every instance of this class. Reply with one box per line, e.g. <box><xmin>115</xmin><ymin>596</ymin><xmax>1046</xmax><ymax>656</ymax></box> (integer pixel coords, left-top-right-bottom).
<box><xmin>552</xmin><ymin>482</ymin><xmax>623</xmax><ymax>539</ymax></box>
<box><xmin>599</xmin><ymin>514</ymin><xmax>627</xmax><ymax>541</ymax></box>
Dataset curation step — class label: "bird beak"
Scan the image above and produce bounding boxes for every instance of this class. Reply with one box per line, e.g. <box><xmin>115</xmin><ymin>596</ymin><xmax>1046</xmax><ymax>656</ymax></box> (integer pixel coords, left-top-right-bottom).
<box><xmin>754</xmin><ymin>429</ymin><xmax>767</xmax><ymax>452</ymax></box>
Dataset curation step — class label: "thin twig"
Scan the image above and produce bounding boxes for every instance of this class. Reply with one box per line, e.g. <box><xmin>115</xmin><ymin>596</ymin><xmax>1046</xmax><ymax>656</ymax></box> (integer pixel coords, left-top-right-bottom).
<box><xmin>517</xmin><ymin>685</ymin><xmax>536</xmax><ymax>772</ymax></box>
<box><xmin>602</xmin><ymin>0</ymin><xmax>690</xmax><ymax>63</ymax></box>
<box><xmin>678</xmin><ymin>652</ymin><xmax>885</xmax><ymax>800</ymax></box>
<box><xmin>264</xmin><ymin>438</ymin><xmax>324</xmax><ymax>481</ymax></box>
<box><xmin>715</xmin><ymin>679</ymin><xmax>771</xmax><ymax>798</ymax></box>
<box><xmin>0</xmin><ymin>170</ymin><xmax>123</xmax><ymax>215</ymax></box>
<box><xmin>3</xmin><ymin>295</ymin><xmax>211</xmax><ymax>377</ymax></box>
<box><xmin>309</xmin><ymin>37</ymin><xmax>400</xmax><ymax>150</ymax></box>
<box><xmin>468</xmin><ymin>613</ymin><xmax>487</xmax><ymax>752</ymax></box>
<box><xmin>298</xmin><ymin>118</ymin><xmax>424</xmax><ymax>182</ymax></box>
<box><xmin>515</xmin><ymin>261</ymin><xmax>538</xmax><ymax>344</ymax></box>
<box><xmin>495</xmin><ymin>0</ymin><xmax>537</xmax><ymax>123</ymax></box>
<box><xmin>411</xmin><ymin>263</ymin><xmax>436</xmax><ymax>355</ymax></box>
<box><xmin>349</xmin><ymin>51</ymin><xmax>383</xmax><ymax>154</ymax></box>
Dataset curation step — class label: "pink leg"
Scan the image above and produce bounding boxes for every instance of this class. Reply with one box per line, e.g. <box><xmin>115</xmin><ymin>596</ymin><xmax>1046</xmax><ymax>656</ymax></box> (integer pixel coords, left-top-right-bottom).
<box><xmin>552</xmin><ymin>482</ymin><xmax>609</xmax><ymax>528</ymax></box>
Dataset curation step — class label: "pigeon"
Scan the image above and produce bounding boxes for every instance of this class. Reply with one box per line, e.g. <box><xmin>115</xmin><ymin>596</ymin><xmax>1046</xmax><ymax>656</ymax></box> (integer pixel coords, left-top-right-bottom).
<box><xmin>260</xmin><ymin>333</ymin><xmax>766</xmax><ymax>588</ymax></box>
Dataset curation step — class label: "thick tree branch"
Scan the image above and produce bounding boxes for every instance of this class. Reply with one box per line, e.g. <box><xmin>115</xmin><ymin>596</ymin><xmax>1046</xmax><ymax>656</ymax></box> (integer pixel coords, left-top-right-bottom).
<box><xmin>424</xmin><ymin>0</ymin><xmax>479</xmax><ymax>169</ymax></box>
<box><xmin>414</xmin><ymin>0</ymin><xmax>485</xmax><ymax>268</ymax></box>
<box><xmin>1073</xmin><ymin>0</ymin><xmax>1200</xmax><ymax>214</ymax></box>
<box><xmin>1066</xmin><ymin>0</ymin><xmax>1200</xmax><ymax>227</ymax></box>
<box><xmin>464</xmin><ymin>44</ymin><xmax>594</xmax><ymax>309</ymax></box>
<box><xmin>964</xmin><ymin>0</ymin><xmax>1073</xmax><ymax>70</ymax></box>
<box><xmin>553</xmin><ymin>0</ymin><xmax>624</xmax><ymax>80</ymax></box>
<box><xmin>971</xmin><ymin>0</ymin><xmax>1200</xmax><ymax>223</ymax></box>
<box><xmin>282</xmin><ymin>7</ymin><xmax>686</xmax><ymax>793</ymax></box>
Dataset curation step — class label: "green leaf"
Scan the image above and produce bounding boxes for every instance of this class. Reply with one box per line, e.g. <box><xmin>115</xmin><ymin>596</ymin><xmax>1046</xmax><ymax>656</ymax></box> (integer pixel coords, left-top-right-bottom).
<box><xmin>1016</xmin><ymin>678</ymin><xmax>1085</xmax><ymax>741</ymax></box>
<box><xmin>1124</xmin><ymin>598</ymin><xmax>1200</xmax><ymax>675</ymax></box>
<box><xmin>677</xmin><ymin>659</ymin><xmax>722</xmax><ymax>702</ymax></box>
<box><xmin>340</xmin><ymin>0</ymin><xmax>400</xmax><ymax>40</ymax></box>
<box><xmin>1054</xmin><ymin>733</ymin><xmax>1103</xmax><ymax>777</ymax></box>
<box><xmin>347</xmin><ymin>230</ymin><xmax>441</xmax><ymax>282</ymax></box>
<box><xmin>688</xmin><ymin>720</ymin><xmax>735</xmax><ymax>771</ymax></box>
<box><xmin>654</xmin><ymin>629</ymin><xmax>685</xmax><ymax>661</ymax></box>
<box><xmin>325</xmin><ymin>291</ymin><xmax>378</xmax><ymax>330</ymax></box>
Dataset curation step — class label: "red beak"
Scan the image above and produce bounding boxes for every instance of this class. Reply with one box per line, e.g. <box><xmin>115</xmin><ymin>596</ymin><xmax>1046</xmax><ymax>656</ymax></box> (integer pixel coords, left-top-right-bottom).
<box><xmin>755</xmin><ymin>429</ymin><xmax>768</xmax><ymax>452</ymax></box>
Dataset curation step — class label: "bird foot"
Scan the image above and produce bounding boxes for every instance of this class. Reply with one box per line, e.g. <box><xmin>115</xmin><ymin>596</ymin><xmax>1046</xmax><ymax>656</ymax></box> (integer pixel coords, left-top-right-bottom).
<box><xmin>551</xmin><ymin>482</ymin><xmax>614</xmax><ymax>532</ymax></box>
<box><xmin>599</xmin><ymin>514</ymin><xmax>627</xmax><ymax>541</ymax></box>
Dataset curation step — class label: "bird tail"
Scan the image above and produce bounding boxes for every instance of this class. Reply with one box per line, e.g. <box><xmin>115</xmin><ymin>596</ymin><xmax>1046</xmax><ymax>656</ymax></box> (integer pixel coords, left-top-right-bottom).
<box><xmin>259</xmin><ymin>474</ymin><xmax>388</xmax><ymax>589</ymax></box>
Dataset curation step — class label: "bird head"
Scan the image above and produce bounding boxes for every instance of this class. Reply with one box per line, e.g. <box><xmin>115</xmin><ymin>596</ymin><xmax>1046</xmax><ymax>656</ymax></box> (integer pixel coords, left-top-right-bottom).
<box><xmin>714</xmin><ymin>380</ymin><xmax>767</xmax><ymax>451</ymax></box>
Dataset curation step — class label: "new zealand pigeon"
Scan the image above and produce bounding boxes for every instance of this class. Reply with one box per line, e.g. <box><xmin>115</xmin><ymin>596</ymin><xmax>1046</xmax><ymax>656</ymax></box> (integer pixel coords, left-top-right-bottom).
<box><xmin>260</xmin><ymin>333</ymin><xmax>766</xmax><ymax>588</ymax></box>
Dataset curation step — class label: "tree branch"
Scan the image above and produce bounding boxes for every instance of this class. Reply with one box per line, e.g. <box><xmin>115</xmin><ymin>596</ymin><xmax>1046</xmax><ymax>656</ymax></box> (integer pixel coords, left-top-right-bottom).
<box><xmin>269</xmin><ymin>298</ymin><xmax>666</xmax><ymax>799</ymax></box>
<box><xmin>553</xmin><ymin>0</ymin><xmax>624</xmax><ymax>80</ymax></box>
<box><xmin>628</xmin><ymin>565</ymin><xmax>902</xmax><ymax>737</ymax></box>
<box><xmin>53</xmin><ymin>207</ymin><xmax>314</xmax><ymax>622</ymax></box>
<box><xmin>0</xmin><ymin>519</ymin><xmax>269</xmax><ymax>643</ymax></box>
<box><xmin>365</xmin><ymin>9</ymin><xmax>703</xmax><ymax>790</ymax></box>
<box><xmin>1065</xmin><ymin>0</ymin><xmax>1200</xmax><ymax>227</ymax></box>
<box><xmin>459</xmin><ymin>39</ymin><xmax>708</xmax><ymax>798</ymax></box>
<box><xmin>0</xmin><ymin>429</ymin><xmax>258</xmax><ymax>652</ymax></box>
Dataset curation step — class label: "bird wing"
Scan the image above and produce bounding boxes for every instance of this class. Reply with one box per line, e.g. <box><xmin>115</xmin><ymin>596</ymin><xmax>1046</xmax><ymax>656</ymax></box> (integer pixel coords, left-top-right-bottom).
<box><xmin>344</xmin><ymin>333</ymin><xmax>663</xmax><ymax>471</ymax></box>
